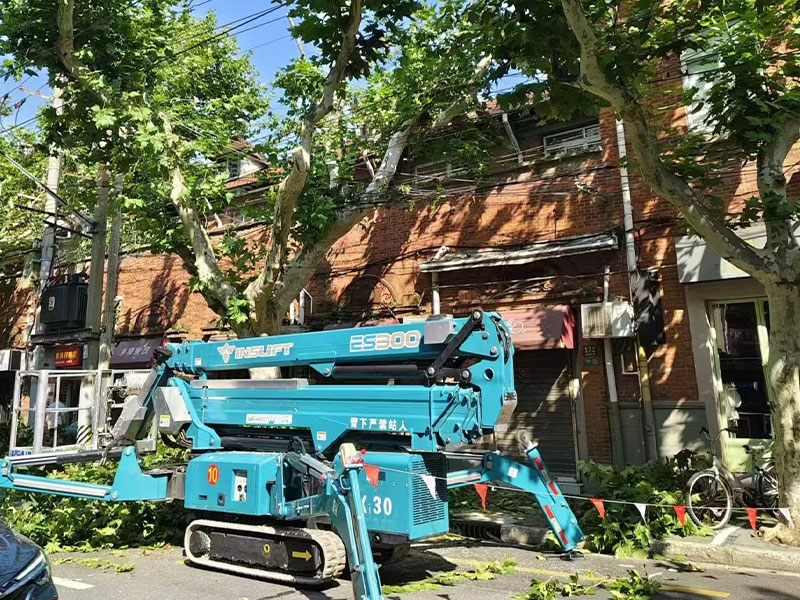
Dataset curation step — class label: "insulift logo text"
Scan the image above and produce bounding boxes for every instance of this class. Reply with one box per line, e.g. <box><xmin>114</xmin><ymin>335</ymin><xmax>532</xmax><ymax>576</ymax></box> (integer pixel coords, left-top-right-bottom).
<box><xmin>216</xmin><ymin>342</ymin><xmax>294</xmax><ymax>364</ymax></box>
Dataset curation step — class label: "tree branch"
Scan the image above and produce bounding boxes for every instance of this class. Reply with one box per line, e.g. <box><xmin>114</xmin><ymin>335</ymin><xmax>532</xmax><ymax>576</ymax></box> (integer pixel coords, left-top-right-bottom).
<box><xmin>160</xmin><ymin>112</ymin><xmax>237</xmax><ymax>312</ymax></box>
<box><xmin>757</xmin><ymin>115</ymin><xmax>800</xmax><ymax>272</ymax></box>
<box><xmin>275</xmin><ymin>121</ymin><xmax>416</xmax><ymax>312</ymax></box>
<box><xmin>429</xmin><ymin>55</ymin><xmax>493</xmax><ymax>128</ymax></box>
<box><xmin>558</xmin><ymin>0</ymin><xmax>625</xmax><ymax>107</ymax></box>
<box><xmin>55</xmin><ymin>0</ymin><xmax>90</xmax><ymax>82</ymax></box>
<box><xmin>245</xmin><ymin>0</ymin><xmax>363</xmax><ymax>317</ymax></box>
<box><xmin>559</xmin><ymin>0</ymin><xmax>767</xmax><ymax>279</ymax></box>
<box><xmin>272</xmin><ymin>56</ymin><xmax>495</xmax><ymax>317</ymax></box>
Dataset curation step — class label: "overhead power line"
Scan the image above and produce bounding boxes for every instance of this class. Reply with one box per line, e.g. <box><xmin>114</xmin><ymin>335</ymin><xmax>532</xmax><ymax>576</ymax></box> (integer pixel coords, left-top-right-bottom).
<box><xmin>152</xmin><ymin>5</ymin><xmax>286</xmax><ymax>67</ymax></box>
<box><xmin>0</xmin><ymin>147</ymin><xmax>92</xmax><ymax>227</ymax></box>
<box><xmin>0</xmin><ymin>3</ymin><xmax>288</xmax><ymax>138</ymax></box>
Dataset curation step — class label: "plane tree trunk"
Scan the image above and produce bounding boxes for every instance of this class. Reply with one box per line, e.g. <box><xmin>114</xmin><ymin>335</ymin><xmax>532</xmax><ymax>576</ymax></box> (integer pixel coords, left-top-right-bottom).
<box><xmin>764</xmin><ymin>284</ymin><xmax>800</xmax><ymax>543</ymax></box>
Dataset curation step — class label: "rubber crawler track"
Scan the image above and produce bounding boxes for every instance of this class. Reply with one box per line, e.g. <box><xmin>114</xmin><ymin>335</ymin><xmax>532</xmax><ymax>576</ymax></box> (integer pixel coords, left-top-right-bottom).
<box><xmin>184</xmin><ymin>519</ymin><xmax>346</xmax><ymax>586</ymax></box>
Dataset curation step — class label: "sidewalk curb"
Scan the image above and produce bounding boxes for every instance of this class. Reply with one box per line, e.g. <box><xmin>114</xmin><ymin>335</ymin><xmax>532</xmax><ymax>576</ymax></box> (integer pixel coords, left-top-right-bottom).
<box><xmin>650</xmin><ymin>537</ymin><xmax>800</xmax><ymax>575</ymax></box>
<box><xmin>452</xmin><ymin>513</ymin><xmax>800</xmax><ymax>575</ymax></box>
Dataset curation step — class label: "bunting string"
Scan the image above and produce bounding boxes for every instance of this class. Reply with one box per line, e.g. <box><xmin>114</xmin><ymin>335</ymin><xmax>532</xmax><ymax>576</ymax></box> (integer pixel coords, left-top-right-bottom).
<box><xmin>360</xmin><ymin>461</ymin><xmax>796</xmax><ymax>525</ymax></box>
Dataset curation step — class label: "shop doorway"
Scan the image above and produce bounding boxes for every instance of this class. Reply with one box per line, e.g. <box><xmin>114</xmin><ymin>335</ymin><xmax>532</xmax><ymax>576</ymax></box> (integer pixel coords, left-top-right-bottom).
<box><xmin>495</xmin><ymin>349</ymin><xmax>578</xmax><ymax>479</ymax></box>
<box><xmin>708</xmin><ymin>299</ymin><xmax>771</xmax><ymax>468</ymax></box>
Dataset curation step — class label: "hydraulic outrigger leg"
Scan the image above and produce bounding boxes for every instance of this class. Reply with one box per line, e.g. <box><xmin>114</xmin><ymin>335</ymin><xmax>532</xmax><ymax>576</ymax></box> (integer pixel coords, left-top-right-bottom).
<box><xmin>327</xmin><ymin>447</ymin><xmax>384</xmax><ymax>600</ymax></box>
<box><xmin>448</xmin><ymin>435</ymin><xmax>584</xmax><ymax>554</ymax></box>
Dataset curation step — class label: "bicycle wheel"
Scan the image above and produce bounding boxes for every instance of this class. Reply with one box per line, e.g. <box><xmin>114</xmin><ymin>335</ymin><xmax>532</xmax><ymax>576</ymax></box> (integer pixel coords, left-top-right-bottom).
<box><xmin>760</xmin><ymin>462</ymin><xmax>780</xmax><ymax>516</ymax></box>
<box><xmin>686</xmin><ymin>470</ymin><xmax>733</xmax><ymax>529</ymax></box>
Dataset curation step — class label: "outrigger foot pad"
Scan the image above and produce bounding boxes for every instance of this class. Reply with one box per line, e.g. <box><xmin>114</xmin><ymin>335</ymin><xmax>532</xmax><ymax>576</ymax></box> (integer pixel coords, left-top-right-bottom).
<box><xmin>560</xmin><ymin>550</ymin><xmax>585</xmax><ymax>561</ymax></box>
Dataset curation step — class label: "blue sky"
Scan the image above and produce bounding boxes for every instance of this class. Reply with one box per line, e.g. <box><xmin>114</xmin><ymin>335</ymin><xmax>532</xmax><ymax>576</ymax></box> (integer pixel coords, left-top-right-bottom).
<box><xmin>1</xmin><ymin>2</ymin><xmax>302</xmax><ymax>135</ymax></box>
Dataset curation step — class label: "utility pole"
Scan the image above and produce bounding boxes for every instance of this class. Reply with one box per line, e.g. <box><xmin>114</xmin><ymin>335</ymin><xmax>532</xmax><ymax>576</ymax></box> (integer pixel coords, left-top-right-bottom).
<box><xmin>84</xmin><ymin>165</ymin><xmax>110</xmax><ymax>370</ymax></box>
<box><xmin>31</xmin><ymin>86</ymin><xmax>63</xmax><ymax>369</ymax></box>
<box><xmin>98</xmin><ymin>174</ymin><xmax>123</xmax><ymax>371</ymax></box>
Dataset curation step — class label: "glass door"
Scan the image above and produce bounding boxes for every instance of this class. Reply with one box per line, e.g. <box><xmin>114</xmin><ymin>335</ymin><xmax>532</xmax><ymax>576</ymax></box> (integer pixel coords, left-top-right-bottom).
<box><xmin>708</xmin><ymin>300</ymin><xmax>771</xmax><ymax>469</ymax></box>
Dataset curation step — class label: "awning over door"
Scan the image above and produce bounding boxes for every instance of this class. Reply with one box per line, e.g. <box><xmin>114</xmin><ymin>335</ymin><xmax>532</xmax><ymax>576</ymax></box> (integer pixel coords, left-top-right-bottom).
<box><xmin>501</xmin><ymin>306</ymin><xmax>575</xmax><ymax>350</ymax></box>
<box><xmin>110</xmin><ymin>338</ymin><xmax>163</xmax><ymax>369</ymax></box>
<box><xmin>419</xmin><ymin>232</ymin><xmax>618</xmax><ymax>273</ymax></box>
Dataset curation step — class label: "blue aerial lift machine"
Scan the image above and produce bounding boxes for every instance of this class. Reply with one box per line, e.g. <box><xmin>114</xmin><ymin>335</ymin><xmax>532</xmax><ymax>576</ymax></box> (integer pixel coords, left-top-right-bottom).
<box><xmin>0</xmin><ymin>310</ymin><xmax>583</xmax><ymax>599</ymax></box>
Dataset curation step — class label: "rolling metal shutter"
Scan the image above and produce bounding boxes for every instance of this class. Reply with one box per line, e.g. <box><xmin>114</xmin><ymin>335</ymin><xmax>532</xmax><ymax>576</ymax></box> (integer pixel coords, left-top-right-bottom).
<box><xmin>497</xmin><ymin>349</ymin><xmax>577</xmax><ymax>477</ymax></box>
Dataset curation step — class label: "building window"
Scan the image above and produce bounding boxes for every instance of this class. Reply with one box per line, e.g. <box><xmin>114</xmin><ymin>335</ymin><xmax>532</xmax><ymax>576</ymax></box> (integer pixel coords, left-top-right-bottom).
<box><xmin>542</xmin><ymin>124</ymin><xmax>601</xmax><ymax>159</ymax></box>
<box><xmin>681</xmin><ymin>48</ymin><xmax>722</xmax><ymax>132</ymax></box>
<box><xmin>226</xmin><ymin>156</ymin><xmax>241</xmax><ymax>180</ymax></box>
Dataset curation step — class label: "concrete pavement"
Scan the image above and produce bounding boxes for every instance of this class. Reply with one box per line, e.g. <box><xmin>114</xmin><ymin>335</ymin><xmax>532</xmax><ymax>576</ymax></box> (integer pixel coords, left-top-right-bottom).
<box><xmin>50</xmin><ymin>538</ymin><xmax>800</xmax><ymax>600</ymax></box>
<box><xmin>453</xmin><ymin>510</ymin><xmax>800</xmax><ymax>576</ymax></box>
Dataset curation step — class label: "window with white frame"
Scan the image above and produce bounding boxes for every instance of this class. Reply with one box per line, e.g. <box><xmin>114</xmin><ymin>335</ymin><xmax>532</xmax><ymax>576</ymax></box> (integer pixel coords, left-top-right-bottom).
<box><xmin>542</xmin><ymin>124</ymin><xmax>601</xmax><ymax>158</ymax></box>
<box><xmin>681</xmin><ymin>48</ymin><xmax>722</xmax><ymax>132</ymax></box>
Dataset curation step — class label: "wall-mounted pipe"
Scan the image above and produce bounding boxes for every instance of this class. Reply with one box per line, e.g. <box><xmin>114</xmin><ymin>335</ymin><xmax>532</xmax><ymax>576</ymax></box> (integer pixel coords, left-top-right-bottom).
<box><xmin>430</xmin><ymin>246</ymin><xmax>449</xmax><ymax>316</ymax></box>
<box><xmin>603</xmin><ymin>265</ymin><xmax>626</xmax><ymax>469</ymax></box>
<box><xmin>615</xmin><ymin>119</ymin><xmax>659</xmax><ymax>462</ymax></box>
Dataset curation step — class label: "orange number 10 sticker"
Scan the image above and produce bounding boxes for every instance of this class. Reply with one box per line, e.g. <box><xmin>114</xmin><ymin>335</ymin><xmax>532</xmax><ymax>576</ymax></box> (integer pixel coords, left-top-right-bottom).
<box><xmin>207</xmin><ymin>464</ymin><xmax>220</xmax><ymax>485</ymax></box>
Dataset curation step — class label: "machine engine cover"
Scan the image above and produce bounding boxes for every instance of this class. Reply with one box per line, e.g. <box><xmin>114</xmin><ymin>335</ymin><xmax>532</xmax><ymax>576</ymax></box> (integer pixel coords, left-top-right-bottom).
<box><xmin>358</xmin><ymin>451</ymin><xmax>449</xmax><ymax>542</ymax></box>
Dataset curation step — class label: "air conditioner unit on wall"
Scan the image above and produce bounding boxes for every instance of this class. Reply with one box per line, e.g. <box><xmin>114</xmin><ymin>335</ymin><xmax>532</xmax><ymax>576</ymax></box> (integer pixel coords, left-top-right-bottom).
<box><xmin>581</xmin><ymin>301</ymin><xmax>634</xmax><ymax>338</ymax></box>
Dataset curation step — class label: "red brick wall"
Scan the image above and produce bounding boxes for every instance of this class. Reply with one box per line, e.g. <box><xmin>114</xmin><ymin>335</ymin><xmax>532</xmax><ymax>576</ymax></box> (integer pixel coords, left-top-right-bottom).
<box><xmin>579</xmin><ymin>337</ymin><xmax>613</xmax><ymax>464</ymax></box>
<box><xmin>113</xmin><ymin>253</ymin><xmax>220</xmax><ymax>340</ymax></box>
<box><xmin>0</xmin><ymin>279</ymin><xmax>32</xmax><ymax>348</ymax></box>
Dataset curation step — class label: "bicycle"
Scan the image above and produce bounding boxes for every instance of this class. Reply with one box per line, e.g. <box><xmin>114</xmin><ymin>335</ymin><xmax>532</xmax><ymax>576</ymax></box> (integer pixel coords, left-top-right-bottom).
<box><xmin>685</xmin><ymin>427</ymin><xmax>778</xmax><ymax>530</ymax></box>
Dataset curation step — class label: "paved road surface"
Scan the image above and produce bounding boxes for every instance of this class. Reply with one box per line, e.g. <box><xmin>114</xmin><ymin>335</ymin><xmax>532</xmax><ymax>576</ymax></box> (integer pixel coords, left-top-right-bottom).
<box><xmin>51</xmin><ymin>539</ymin><xmax>800</xmax><ymax>600</ymax></box>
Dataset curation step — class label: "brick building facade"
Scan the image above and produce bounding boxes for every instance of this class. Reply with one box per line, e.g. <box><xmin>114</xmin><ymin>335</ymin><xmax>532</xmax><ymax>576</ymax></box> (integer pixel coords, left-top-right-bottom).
<box><xmin>3</xmin><ymin>54</ymin><xmax>799</xmax><ymax>480</ymax></box>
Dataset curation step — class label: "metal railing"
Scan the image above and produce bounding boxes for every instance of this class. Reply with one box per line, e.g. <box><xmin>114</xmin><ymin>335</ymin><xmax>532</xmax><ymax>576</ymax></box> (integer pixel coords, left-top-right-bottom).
<box><xmin>8</xmin><ymin>369</ymin><xmax>149</xmax><ymax>457</ymax></box>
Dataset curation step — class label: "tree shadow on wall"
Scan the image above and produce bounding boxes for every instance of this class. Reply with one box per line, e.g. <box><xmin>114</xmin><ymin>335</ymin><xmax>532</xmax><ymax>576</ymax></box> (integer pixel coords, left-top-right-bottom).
<box><xmin>116</xmin><ymin>256</ymin><xmax>192</xmax><ymax>337</ymax></box>
<box><xmin>0</xmin><ymin>281</ymin><xmax>32</xmax><ymax>348</ymax></box>
<box><xmin>311</xmin><ymin>163</ymin><xmax>611</xmax><ymax>325</ymax></box>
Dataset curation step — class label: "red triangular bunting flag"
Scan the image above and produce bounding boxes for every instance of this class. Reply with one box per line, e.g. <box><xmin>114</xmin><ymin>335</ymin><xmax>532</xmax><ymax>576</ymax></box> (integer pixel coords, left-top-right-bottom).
<box><xmin>363</xmin><ymin>464</ymin><xmax>380</xmax><ymax>490</ymax></box>
<box><xmin>474</xmin><ymin>483</ymin><xmax>489</xmax><ymax>510</ymax></box>
<box><xmin>590</xmin><ymin>498</ymin><xmax>605</xmax><ymax>520</ymax></box>
<box><xmin>673</xmin><ymin>505</ymin><xmax>687</xmax><ymax>526</ymax></box>
<box><xmin>746</xmin><ymin>507</ymin><xmax>758</xmax><ymax>531</ymax></box>
<box><xmin>634</xmin><ymin>503</ymin><xmax>647</xmax><ymax>523</ymax></box>
<box><xmin>421</xmin><ymin>474</ymin><xmax>438</xmax><ymax>499</ymax></box>
<box><xmin>779</xmin><ymin>508</ymin><xmax>794</xmax><ymax>528</ymax></box>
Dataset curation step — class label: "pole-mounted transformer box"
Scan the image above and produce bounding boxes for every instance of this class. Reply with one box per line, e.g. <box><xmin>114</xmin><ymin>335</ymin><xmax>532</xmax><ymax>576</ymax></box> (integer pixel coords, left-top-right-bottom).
<box><xmin>40</xmin><ymin>275</ymin><xmax>88</xmax><ymax>330</ymax></box>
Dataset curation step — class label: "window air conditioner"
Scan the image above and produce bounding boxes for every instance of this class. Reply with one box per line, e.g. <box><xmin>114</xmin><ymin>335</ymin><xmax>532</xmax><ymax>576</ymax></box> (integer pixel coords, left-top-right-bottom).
<box><xmin>581</xmin><ymin>301</ymin><xmax>634</xmax><ymax>338</ymax></box>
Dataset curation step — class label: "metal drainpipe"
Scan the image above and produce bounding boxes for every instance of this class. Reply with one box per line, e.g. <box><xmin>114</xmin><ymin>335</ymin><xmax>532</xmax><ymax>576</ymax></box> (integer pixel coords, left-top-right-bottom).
<box><xmin>603</xmin><ymin>266</ymin><xmax>626</xmax><ymax>469</ymax></box>
<box><xmin>616</xmin><ymin>119</ymin><xmax>659</xmax><ymax>462</ymax></box>
<box><xmin>432</xmin><ymin>273</ymin><xmax>441</xmax><ymax>315</ymax></box>
<box><xmin>430</xmin><ymin>246</ymin><xmax>448</xmax><ymax>316</ymax></box>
